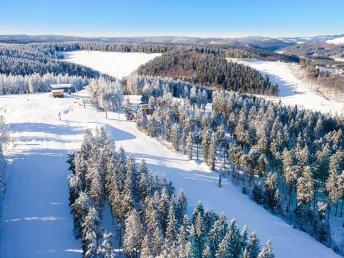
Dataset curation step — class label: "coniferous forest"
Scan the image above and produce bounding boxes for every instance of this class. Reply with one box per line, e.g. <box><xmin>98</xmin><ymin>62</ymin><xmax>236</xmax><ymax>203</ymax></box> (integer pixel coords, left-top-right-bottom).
<box><xmin>136</xmin><ymin>49</ymin><xmax>280</xmax><ymax>95</ymax></box>
<box><xmin>125</xmin><ymin>74</ymin><xmax>344</xmax><ymax>251</ymax></box>
<box><xmin>68</xmin><ymin>128</ymin><xmax>274</xmax><ymax>257</ymax></box>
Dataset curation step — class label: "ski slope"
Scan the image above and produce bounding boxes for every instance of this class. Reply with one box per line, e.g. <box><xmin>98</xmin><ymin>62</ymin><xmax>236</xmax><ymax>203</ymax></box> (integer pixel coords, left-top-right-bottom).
<box><xmin>229</xmin><ymin>58</ymin><xmax>344</xmax><ymax>114</ymax></box>
<box><xmin>0</xmin><ymin>92</ymin><xmax>341</xmax><ymax>258</ymax></box>
<box><xmin>61</xmin><ymin>51</ymin><xmax>161</xmax><ymax>78</ymax></box>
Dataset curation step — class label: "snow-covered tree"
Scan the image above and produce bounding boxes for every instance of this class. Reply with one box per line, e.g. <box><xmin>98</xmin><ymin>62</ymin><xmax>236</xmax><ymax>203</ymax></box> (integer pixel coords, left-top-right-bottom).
<box><xmin>124</xmin><ymin>210</ymin><xmax>144</xmax><ymax>257</ymax></box>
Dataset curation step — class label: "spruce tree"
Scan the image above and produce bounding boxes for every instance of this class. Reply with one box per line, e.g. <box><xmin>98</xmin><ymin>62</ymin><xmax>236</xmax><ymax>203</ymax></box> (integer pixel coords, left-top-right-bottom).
<box><xmin>202</xmin><ymin>129</ymin><xmax>211</xmax><ymax>165</ymax></box>
<box><xmin>124</xmin><ymin>210</ymin><xmax>144</xmax><ymax>257</ymax></box>
<box><xmin>187</xmin><ymin>131</ymin><xmax>194</xmax><ymax>160</ymax></box>
<box><xmin>258</xmin><ymin>240</ymin><xmax>274</xmax><ymax>258</ymax></box>
<box><xmin>208</xmin><ymin>132</ymin><xmax>217</xmax><ymax>170</ymax></box>
<box><xmin>172</xmin><ymin>123</ymin><xmax>180</xmax><ymax>151</ymax></box>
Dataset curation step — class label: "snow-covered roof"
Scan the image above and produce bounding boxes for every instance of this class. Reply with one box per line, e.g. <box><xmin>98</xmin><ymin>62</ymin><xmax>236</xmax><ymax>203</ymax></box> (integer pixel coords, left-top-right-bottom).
<box><xmin>50</xmin><ymin>84</ymin><xmax>73</xmax><ymax>89</ymax></box>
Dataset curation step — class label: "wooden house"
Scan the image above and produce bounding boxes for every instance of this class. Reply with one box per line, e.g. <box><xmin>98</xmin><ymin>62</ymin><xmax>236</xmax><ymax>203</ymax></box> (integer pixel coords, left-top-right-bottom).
<box><xmin>50</xmin><ymin>84</ymin><xmax>74</xmax><ymax>98</ymax></box>
<box><xmin>52</xmin><ymin>89</ymin><xmax>65</xmax><ymax>98</ymax></box>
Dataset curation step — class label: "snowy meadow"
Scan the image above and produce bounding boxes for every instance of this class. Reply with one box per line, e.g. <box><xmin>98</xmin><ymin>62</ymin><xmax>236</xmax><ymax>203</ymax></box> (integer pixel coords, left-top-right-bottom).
<box><xmin>228</xmin><ymin>58</ymin><xmax>344</xmax><ymax>115</ymax></box>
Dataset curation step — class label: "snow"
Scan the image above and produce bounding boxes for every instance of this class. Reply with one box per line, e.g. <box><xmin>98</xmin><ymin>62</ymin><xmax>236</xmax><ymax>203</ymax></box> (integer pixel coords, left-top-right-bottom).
<box><xmin>0</xmin><ymin>91</ymin><xmax>341</xmax><ymax>258</ymax></box>
<box><xmin>61</xmin><ymin>51</ymin><xmax>161</xmax><ymax>78</ymax></box>
<box><xmin>326</xmin><ymin>37</ymin><xmax>344</xmax><ymax>45</ymax></box>
<box><xmin>333</xmin><ymin>57</ymin><xmax>344</xmax><ymax>63</ymax></box>
<box><xmin>228</xmin><ymin>58</ymin><xmax>344</xmax><ymax>114</ymax></box>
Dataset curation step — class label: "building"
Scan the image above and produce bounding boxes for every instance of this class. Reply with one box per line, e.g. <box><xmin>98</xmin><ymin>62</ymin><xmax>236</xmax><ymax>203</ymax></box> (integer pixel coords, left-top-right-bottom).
<box><xmin>50</xmin><ymin>84</ymin><xmax>74</xmax><ymax>98</ymax></box>
<box><xmin>50</xmin><ymin>84</ymin><xmax>74</xmax><ymax>92</ymax></box>
<box><xmin>51</xmin><ymin>89</ymin><xmax>65</xmax><ymax>98</ymax></box>
<box><xmin>138</xmin><ymin>103</ymin><xmax>151</xmax><ymax>115</ymax></box>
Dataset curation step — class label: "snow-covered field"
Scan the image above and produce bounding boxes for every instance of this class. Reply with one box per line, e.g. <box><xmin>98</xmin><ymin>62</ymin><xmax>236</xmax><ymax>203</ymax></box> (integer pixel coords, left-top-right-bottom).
<box><xmin>326</xmin><ymin>36</ymin><xmax>344</xmax><ymax>45</ymax></box>
<box><xmin>229</xmin><ymin>58</ymin><xmax>344</xmax><ymax>114</ymax></box>
<box><xmin>61</xmin><ymin>51</ymin><xmax>161</xmax><ymax>78</ymax></box>
<box><xmin>0</xmin><ymin>92</ymin><xmax>341</xmax><ymax>258</ymax></box>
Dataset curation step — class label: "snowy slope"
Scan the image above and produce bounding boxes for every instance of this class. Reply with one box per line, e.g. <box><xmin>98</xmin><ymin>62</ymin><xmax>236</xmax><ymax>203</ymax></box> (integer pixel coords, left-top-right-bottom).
<box><xmin>229</xmin><ymin>58</ymin><xmax>344</xmax><ymax>114</ymax></box>
<box><xmin>61</xmin><ymin>51</ymin><xmax>161</xmax><ymax>78</ymax></box>
<box><xmin>326</xmin><ymin>37</ymin><xmax>344</xmax><ymax>45</ymax></box>
<box><xmin>0</xmin><ymin>92</ymin><xmax>341</xmax><ymax>258</ymax></box>
<box><xmin>0</xmin><ymin>94</ymin><xmax>83</xmax><ymax>257</ymax></box>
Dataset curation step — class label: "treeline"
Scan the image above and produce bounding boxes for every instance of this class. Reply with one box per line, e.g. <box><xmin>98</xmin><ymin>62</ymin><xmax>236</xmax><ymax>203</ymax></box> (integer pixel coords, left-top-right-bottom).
<box><xmin>68</xmin><ymin>129</ymin><xmax>274</xmax><ymax>257</ymax></box>
<box><xmin>133</xmin><ymin>77</ymin><xmax>344</xmax><ymax>251</ymax></box>
<box><xmin>87</xmin><ymin>77</ymin><xmax>124</xmax><ymax>119</ymax></box>
<box><xmin>0</xmin><ymin>43</ymin><xmax>100</xmax><ymax>77</ymax></box>
<box><xmin>299</xmin><ymin>58</ymin><xmax>344</xmax><ymax>102</ymax></box>
<box><xmin>0</xmin><ymin>116</ymin><xmax>9</xmax><ymax>200</ymax></box>
<box><xmin>52</xmin><ymin>42</ymin><xmax>299</xmax><ymax>63</ymax></box>
<box><xmin>136</xmin><ymin>49</ymin><xmax>279</xmax><ymax>95</ymax></box>
<box><xmin>217</xmin><ymin>45</ymin><xmax>300</xmax><ymax>63</ymax></box>
<box><xmin>53</xmin><ymin>42</ymin><xmax>178</xmax><ymax>53</ymax></box>
<box><xmin>125</xmin><ymin>74</ymin><xmax>214</xmax><ymax>99</ymax></box>
<box><xmin>0</xmin><ymin>73</ymin><xmax>89</xmax><ymax>95</ymax></box>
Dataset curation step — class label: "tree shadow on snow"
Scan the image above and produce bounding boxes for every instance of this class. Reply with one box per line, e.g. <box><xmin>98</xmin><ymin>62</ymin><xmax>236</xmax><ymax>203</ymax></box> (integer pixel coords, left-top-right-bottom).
<box><xmin>104</xmin><ymin>124</ymin><xmax>136</xmax><ymax>142</ymax></box>
<box><xmin>10</xmin><ymin>122</ymin><xmax>84</xmax><ymax>136</ymax></box>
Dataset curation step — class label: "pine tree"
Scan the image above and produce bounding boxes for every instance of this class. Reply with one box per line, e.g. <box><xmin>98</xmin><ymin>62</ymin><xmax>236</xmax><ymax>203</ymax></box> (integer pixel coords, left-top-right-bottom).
<box><xmin>263</xmin><ymin>172</ymin><xmax>280</xmax><ymax>212</ymax></box>
<box><xmin>252</xmin><ymin>184</ymin><xmax>264</xmax><ymax>205</ymax></box>
<box><xmin>158</xmin><ymin>187</ymin><xmax>170</xmax><ymax>233</ymax></box>
<box><xmin>147</xmin><ymin>117</ymin><xmax>156</xmax><ymax>137</ymax></box>
<box><xmin>216</xmin><ymin>231</ymin><xmax>231</xmax><ymax>258</ymax></box>
<box><xmin>297</xmin><ymin>166</ymin><xmax>314</xmax><ymax>206</ymax></box>
<box><xmin>176</xmin><ymin>225</ymin><xmax>189</xmax><ymax>257</ymax></box>
<box><xmin>181</xmin><ymin>127</ymin><xmax>188</xmax><ymax>154</ymax></box>
<box><xmin>172</xmin><ymin>123</ymin><xmax>180</xmax><ymax>151</ymax></box>
<box><xmin>164</xmin><ymin>113</ymin><xmax>171</xmax><ymax>141</ymax></box>
<box><xmin>166</xmin><ymin>205</ymin><xmax>177</xmax><ymax>243</ymax></box>
<box><xmin>124</xmin><ymin>210</ymin><xmax>144</xmax><ymax>257</ymax></box>
<box><xmin>202</xmin><ymin>129</ymin><xmax>211</xmax><ymax>165</ymax></box>
<box><xmin>82</xmin><ymin>207</ymin><xmax>101</xmax><ymax>257</ymax></box>
<box><xmin>258</xmin><ymin>240</ymin><xmax>274</xmax><ymax>258</ymax></box>
<box><xmin>190</xmin><ymin>86</ymin><xmax>197</xmax><ymax>106</ymax></box>
<box><xmin>208</xmin><ymin>132</ymin><xmax>217</xmax><ymax>170</ymax></box>
<box><xmin>176</xmin><ymin>190</ymin><xmax>188</xmax><ymax>226</ymax></box>
<box><xmin>194</xmin><ymin>212</ymin><xmax>205</xmax><ymax>257</ymax></box>
<box><xmin>257</xmin><ymin>154</ymin><xmax>267</xmax><ymax>184</ymax></box>
<box><xmin>209</xmin><ymin>220</ymin><xmax>221</xmax><ymax>257</ymax></box>
<box><xmin>246</xmin><ymin>232</ymin><xmax>260</xmax><ymax>258</ymax></box>
<box><xmin>326</xmin><ymin>152</ymin><xmax>343</xmax><ymax>217</ymax></box>
<box><xmin>98</xmin><ymin>231</ymin><xmax>113</xmax><ymax>258</ymax></box>
<box><xmin>187</xmin><ymin>130</ymin><xmax>194</xmax><ymax>160</ymax></box>
<box><xmin>123</xmin><ymin>97</ymin><xmax>132</xmax><ymax>120</ymax></box>
<box><xmin>240</xmin><ymin>224</ymin><xmax>249</xmax><ymax>253</ymax></box>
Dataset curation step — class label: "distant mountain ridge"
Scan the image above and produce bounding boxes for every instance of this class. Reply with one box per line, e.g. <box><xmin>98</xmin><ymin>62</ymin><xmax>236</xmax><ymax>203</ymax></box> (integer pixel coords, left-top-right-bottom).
<box><xmin>1</xmin><ymin>34</ymin><xmax>343</xmax><ymax>51</ymax></box>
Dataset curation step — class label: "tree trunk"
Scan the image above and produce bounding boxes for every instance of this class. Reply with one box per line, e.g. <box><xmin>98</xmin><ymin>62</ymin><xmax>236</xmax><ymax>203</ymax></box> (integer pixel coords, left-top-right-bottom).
<box><xmin>196</xmin><ymin>144</ymin><xmax>199</xmax><ymax>160</ymax></box>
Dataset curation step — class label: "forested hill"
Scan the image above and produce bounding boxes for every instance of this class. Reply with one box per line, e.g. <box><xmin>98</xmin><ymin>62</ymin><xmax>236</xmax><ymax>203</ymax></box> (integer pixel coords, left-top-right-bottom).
<box><xmin>136</xmin><ymin>49</ymin><xmax>280</xmax><ymax>95</ymax></box>
<box><xmin>0</xmin><ymin>43</ymin><xmax>100</xmax><ymax>77</ymax></box>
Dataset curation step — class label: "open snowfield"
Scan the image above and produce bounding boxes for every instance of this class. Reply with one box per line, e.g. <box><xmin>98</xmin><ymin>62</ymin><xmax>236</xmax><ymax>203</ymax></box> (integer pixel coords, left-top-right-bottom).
<box><xmin>0</xmin><ymin>91</ymin><xmax>341</xmax><ymax>258</ymax></box>
<box><xmin>229</xmin><ymin>58</ymin><xmax>344</xmax><ymax>114</ymax></box>
<box><xmin>326</xmin><ymin>37</ymin><xmax>344</xmax><ymax>45</ymax></box>
<box><xmin>61</xmin><ymin>51</ymin><xmax>161</xmax><ymax>78</ymax></box>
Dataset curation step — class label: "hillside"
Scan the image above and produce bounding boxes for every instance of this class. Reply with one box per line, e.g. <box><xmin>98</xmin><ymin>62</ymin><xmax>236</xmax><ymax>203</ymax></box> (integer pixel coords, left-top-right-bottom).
<box><xmin>136</xmin><ymin>49</ymin><xmax>279</xmax><ymax>95</ymax></box>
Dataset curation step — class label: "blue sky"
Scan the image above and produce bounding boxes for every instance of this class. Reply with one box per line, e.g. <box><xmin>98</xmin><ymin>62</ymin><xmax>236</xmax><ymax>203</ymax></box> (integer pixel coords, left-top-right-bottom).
<box><xmin>1</xmin><ymin>0</ymin><xmax>343</xmax><ymax>37</ymax></box>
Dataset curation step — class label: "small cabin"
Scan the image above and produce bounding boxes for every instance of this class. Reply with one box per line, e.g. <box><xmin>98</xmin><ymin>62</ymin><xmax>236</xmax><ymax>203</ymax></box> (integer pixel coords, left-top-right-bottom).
<box><xmin>52</xmin><ymin>89</ymin><xmax>64</xmax><ymax>98</ymax></box>
<box><xmin>50</xmin><ymin>84</ymin><xmax>74</xmax><ymax>98</ymax></box>
<box><xmin>138</xmin><ymin>103</ymin><xmax>151</xmax><ymax>116</ymax></box>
